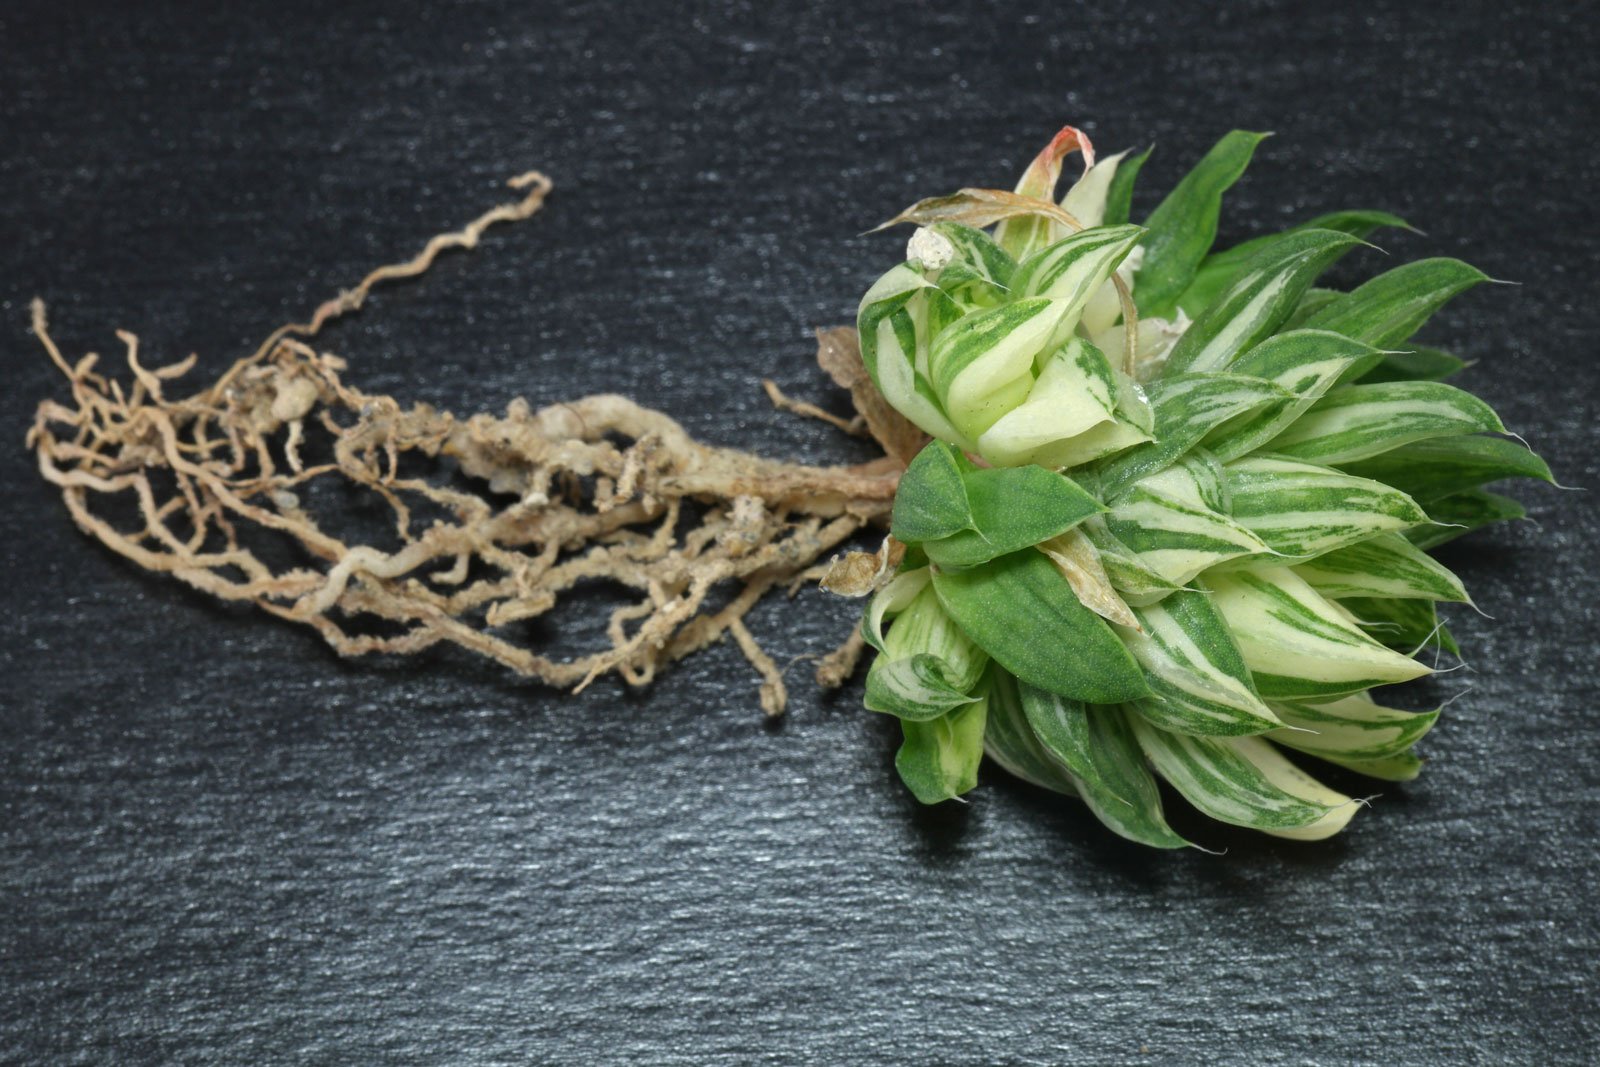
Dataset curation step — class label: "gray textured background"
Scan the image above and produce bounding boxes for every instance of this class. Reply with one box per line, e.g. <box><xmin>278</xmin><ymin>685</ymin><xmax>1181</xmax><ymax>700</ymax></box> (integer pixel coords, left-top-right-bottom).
<box><xmin>3</xmin><ymin>0</ymin><xmax>1597</xmax><ymax>1063</ymax></box>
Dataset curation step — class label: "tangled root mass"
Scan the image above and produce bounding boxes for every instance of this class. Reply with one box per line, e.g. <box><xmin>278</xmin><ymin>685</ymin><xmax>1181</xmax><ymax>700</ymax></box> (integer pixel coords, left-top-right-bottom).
<box><xmin>28</xmin><ymin>172</ymin><xmax>919</xmax><ymax>715</ymax></box>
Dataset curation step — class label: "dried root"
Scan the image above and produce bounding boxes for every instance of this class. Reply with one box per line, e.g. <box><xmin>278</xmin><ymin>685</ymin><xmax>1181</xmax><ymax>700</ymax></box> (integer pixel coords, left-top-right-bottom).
<box><xmin>27</xmin><ymin>173</ymin><xmax>920</xmax><ymax>715</ymax></box>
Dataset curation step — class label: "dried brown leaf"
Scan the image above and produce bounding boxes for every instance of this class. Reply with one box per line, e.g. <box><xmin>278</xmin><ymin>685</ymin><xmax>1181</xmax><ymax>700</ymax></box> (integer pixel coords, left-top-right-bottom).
<box><xmin>1038</xmin><ymin>529</ymin><xmax>1139</xmax><ymax>630</ymax></box>
<box><xmin>871</xmin><ymin>187</ymin><xmax>1086</xmax><ymax>236</ymax></box>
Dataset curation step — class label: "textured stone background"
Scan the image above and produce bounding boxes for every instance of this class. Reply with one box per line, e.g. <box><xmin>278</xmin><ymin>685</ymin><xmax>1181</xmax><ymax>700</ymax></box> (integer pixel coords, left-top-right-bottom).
<box><xmin>3</xmin><ymin>1</ymin><xmax>1597</xmax><ymax>1063</ymax></box>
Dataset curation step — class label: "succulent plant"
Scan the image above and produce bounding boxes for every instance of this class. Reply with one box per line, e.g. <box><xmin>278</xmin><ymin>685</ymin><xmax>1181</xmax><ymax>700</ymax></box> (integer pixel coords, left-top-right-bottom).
<box><xmin>856</xmin><ymin>125</ymin><xmax>1551</xmax><ymax>845</ymax></box>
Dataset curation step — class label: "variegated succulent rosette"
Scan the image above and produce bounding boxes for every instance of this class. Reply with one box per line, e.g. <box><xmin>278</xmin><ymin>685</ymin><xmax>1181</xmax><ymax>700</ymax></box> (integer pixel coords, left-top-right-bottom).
<box><xmin>855</xmin><ymin>125</ymin><xmax>1551</xmax><ymax>846</ymax></box>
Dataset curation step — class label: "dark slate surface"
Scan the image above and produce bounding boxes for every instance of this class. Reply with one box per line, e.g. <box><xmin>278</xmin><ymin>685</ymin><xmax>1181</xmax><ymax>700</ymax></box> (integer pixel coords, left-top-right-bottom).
<box><xmin>3</xmin><ymin>1</ymin><xmax>1597</xmax><ymax>1062</ymax></box>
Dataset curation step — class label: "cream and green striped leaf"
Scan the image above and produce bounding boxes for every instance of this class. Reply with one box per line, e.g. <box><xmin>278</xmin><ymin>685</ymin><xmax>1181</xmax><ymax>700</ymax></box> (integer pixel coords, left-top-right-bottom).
<box><xmin>1114</xmin><ymin>590</ymin><xmax>1282</xmax><ymax>736</ymax></box>
<box><xmin>1201</xmin><ymin>329</ymin><xmax>1372</xmax><ymax>462</ymax></box>
<box><xmin>1291</xmin><ymin>532</ymin><xmax>1469</xmax><ymax>603</ymax></box>
<box><xmin>928</xmin><ymin>298</ymin><xmax>1061</xmax><ymax>441</ymax></box>
<box><xmin>1015</xmin><ymin>678</ymin><xmax>1189</xmax><ymax>848</ymax></box>
<box><xmin>1203</xmin><ymin>565</ymin><xmax>1431</xmax><ymax>698</ymax></box>
<box><xmin>1079</xmin><ymin>515</ymin><xmax>1186</xmax><ymax>606</ymax></box>
<box><xmin>1138</xmin><ymin>451</ymin><xmax>1231</xmax><ymax>514</ymax></box>
<box><xmin>1011</xmin><ymin>225</ymin><xmax>1144</xmax><ymax>306</ymax></box>
<box><xmin>975</xmin><ymin>338</ymin><xmax>1128</xmax><ymax>467</ymax></box>
<box><xmin>1099</xmin><ymin>373</ymin><xmax>1289</xmax><ymax>497</ymax></box>
<box><xmin>1268</xmin><ymin>381</ymin><xmax>1504</xmax><ymax>465</ymax></box>
<box><xmin>1178</xmin><ymin>209</ymin><xmax>1410</xmax><ymax>317</ymax></box>
<box><xmin>1105</xmin><ymin>481</ymin><xmax>1270</xmax><ymax>587</ymax></box>
<box><xmin>1129</xmin><ymin>714</ymin><xmax>1361</xmax><ymax>840</ymax></box>
<box><xmin>1299</xmin><ymin>257</ymin><xmax>1491</xmax><ymax>380</ymax></box>
<box><xmin>1268</xmin><ymin>694</ymin><xmax>1439</xmax><ymax>782</ymax></box>
<box><xmin>1339</xmin><ymin>596</ymin><xmax>1459</xmax><ymax>656</ymax></box>
<box><xmin>856</xmin><ymin>264</ymin><xmax>968</xmax><ymax>445</ymax></box>
<box><xmin>981</xmin><ymin>666</ymin><xmax>1082</xmax><ymax>794</ymax></box>
<box><xmin>1224</xmin><ymin>455</ymin><xmax>1427</xmax><ymax>560</ymax></box>
<box><xmin>863</xmin><ymin>578</ymin><xmax>988</xmax><ymax>721</ymax></box>
<box><xmin>1162</xmin><ymin>228</ymin><xmax>1366</xmax><ymax>377</ymax></box>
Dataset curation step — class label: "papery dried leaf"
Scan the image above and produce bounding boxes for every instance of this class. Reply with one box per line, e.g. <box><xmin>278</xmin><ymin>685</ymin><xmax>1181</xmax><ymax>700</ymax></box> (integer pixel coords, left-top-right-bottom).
<box><xmin>872</xmin><ymin>188</ymin><xmax>1086</xmax><ymax>236</ymax></box>
<box><xmin>819</xmin><ymin>536</ymin><xmax>906</xmax><ymax>598</ymax></box>
<box><xmin>1038</xmin><ymin>529</ymin><xmax>1140</xmax><ymax>629</ymax></box>
<box><xmin>814</xmin><ymin>326</ymin><xmax>928</xmax><ymax>467</ymax></box>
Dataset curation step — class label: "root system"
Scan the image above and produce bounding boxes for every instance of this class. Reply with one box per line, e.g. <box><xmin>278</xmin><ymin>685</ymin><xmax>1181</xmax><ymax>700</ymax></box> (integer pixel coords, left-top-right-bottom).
<box><xmin>27</xmin><ymin>172</ymin><xmax>919</xmax><ymax>715</ymax></box>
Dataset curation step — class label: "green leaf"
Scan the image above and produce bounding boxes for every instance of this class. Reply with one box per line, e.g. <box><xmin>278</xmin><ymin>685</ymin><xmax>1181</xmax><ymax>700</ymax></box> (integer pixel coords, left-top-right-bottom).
<box><xmin>1339</xmin><ymin>435</ymin><xmax>1553</xmax><ymax>502</ymax></box>
<box><xmin>1224</xmin><ymin>455</ymin><xmax>1428</xmax><ymax>560</ymax></box>
<box><xmin>1128</xmin><ymin>715</ymin><xmax>1361</xmax><ymax>839</ymax></box>
<box><xmin>1116</xmin><ymin>590</ymin><xmax>1282</xmax><ymax>736</ymax></box>
<box><xmin>1202</xmin><ymin>329</ymin><xmax>1373</xmax><ymax>462</ymax></box>
<box><xmin>1136</xmin><ymin>130</ymin><xmax>1271</xmax><ymax>318</ymax></box>
<box><xmin>1268</xmin><ymin>381</ymin><xmax>1505</xmax><ymax>465</ymax></box>
<box><xmin>896</xmin><ymin>691</ymin><xmax>989</xmax><ymax>804</ymax></box>
<box><xmin>1291</xmin><ymin>532</ymin><xmax>1469</xmax><ymax>603</ymax></box>
<box><xmin>1203</xmin><ymin>565</ymin><xmax>1431</xmax><ymax>699</ymax></box>
<box><xmin>891</xmin><ymin>442</ymin><xmax>1103</xmax><ymax>568</ymax></box>
<box><xmin>932</xmin><ymin>549</ymin><xmax>1150</xmax><ymax>704</ymax></box>
<box><xmin>1099</xmin><ymin>373</ymin><xmax>1289</xmax><ymax>498</ymax></box>
<box><xmin>1339</xmin><ymin>596</ymin><xmax>1460</xmax><ymax>656</ymax></box>
<box><xmin>1163</xmin><ymin>229</ymin><xmax>1367</xmax><ymax>377</ymax></box>
<box><xmin>1299</xmin><ymin>258</ymin><xmax>1490</xmax><ymax>379</ymax></box>
<box><xmin>1269</xmin><ymin>692</ymin><xmax>1439</xmax><ymax>769</ymax></box>
<box><xmin>1102</xmin><ymin>145</ymin><xmax>1151</xmax><ymax>227</ymax></box>
<box><xmin>1015</xmin><ymin>678</ymin><xmax>1189</xmax><ymax>848</ymax></box>
<box><xmin>1181</xmin><ymin>209</ymin><xmax>1411</xmax><ymax>315</ymax></box>
<box><xmin>890</xmin><ymin>440</ymin><xmax>972</xmax><ymax>544</ymax></box>
<box><xmin>1406</xmin><ymin>488</ymin><xmax>1527</xmax><ymax>550</ymax></box>
<box><xmin>1282</xmin><ymin>287</ymin><xmax>1342</xmax><ymax>330</ymax></box>
<box><xmin>1357</xmin><ymin>346</ymin><xmax>1468</xmax><ymax>384</ymax></box>
<box><xmin>923</xmin><ymin>464</ymin><xmax>1104</xmax><ymax>569</ymax></box>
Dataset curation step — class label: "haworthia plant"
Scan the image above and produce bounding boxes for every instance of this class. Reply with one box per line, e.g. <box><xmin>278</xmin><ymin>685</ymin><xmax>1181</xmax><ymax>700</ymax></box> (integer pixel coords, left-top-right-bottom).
<box><xmin>849</xmin><ymin>124</ymin><xmax>1548</xmax><ymax>846</ymax></box>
